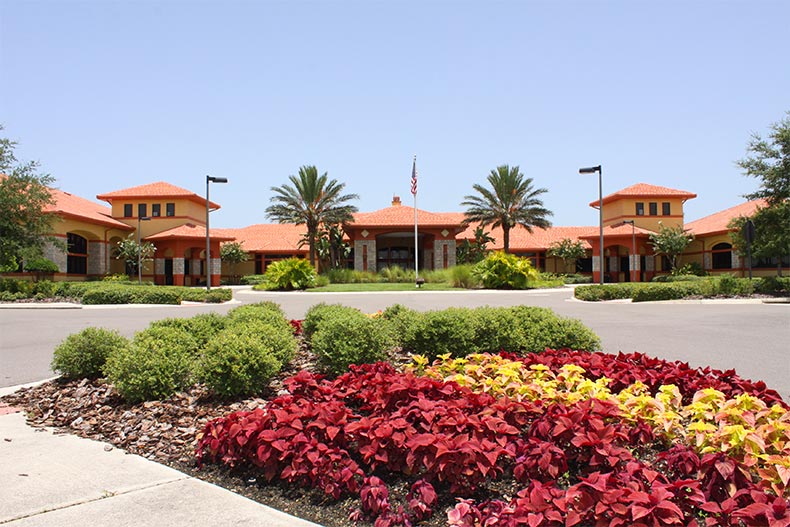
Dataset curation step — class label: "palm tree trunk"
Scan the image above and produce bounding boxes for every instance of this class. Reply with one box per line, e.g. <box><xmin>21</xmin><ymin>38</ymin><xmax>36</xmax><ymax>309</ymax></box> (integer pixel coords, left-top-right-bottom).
<box><xmin>503</xmin><ymin>226</ymin><xmax>510</xmax><ymax>254</ymax></box>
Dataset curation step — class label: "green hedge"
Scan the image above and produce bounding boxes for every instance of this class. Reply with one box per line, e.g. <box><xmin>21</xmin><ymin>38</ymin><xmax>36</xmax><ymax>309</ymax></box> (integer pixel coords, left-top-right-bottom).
<box><xmin>227</xmin><ymin>302</ymin><xmax>293</xmax><ymax>334</ymax></box>
<box><xmin>302</xmin><ymin>303</ymin><xmax>362</xmax><ymax>342</ymax></box>
<box><xmin>574</xmin><ymin>283</ymin><xmax>648</xmax><ymax>301</ymax></box>
<box><xmin>81</xmin><ymin>286</ymin><xmax>182</xmax><ymax>305</ymax></box>
<box><xmin>577</xmin><ymin>275</ymin><xmax>786</xmax><ymax>302</ymax></box>
<box><xmin>310</xmin><ymin>308</ymin><xmax>394</xmax><ymax>374</ymax></box>
<box><xmin>104</xmin><ymin>326</ymin><xmax>199</xmax><ymax>402</ymax></box>
<box><xmin>51</xmin><ymin>327</ymin><xmax>130</xmax><ymax>379</ymax></box>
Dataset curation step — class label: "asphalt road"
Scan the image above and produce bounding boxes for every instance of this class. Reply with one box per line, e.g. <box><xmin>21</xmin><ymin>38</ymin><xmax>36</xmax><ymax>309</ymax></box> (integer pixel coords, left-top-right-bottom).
<box><xmin>1</xmin><ymin>287</ymin><xmax>788</xmax><ymax>401</ymax></box>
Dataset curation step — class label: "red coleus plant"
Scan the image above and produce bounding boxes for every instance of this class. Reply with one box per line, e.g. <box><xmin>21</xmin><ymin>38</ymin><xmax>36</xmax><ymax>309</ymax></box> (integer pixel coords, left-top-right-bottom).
<box><xmin>513</xmin><ymin>438</ymin><xmax>568</xmax><ymax>483</ymax></box>
<box><xmin>732</xmin><ymin>492</ymin><xmax>790</xmax><ymax>527</ymax></box>
<box><xmin>406</xmin><ymin>479</ymin><xmax>437</xmax><ymax>521</ymax></box>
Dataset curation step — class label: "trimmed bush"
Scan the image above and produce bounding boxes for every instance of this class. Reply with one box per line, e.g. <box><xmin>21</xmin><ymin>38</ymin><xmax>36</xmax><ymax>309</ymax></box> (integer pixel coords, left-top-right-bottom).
<box><xmin>199</xmin><ymin>328</ymin><xmax>286</xmax><ymax>398</ymax></box>
<box><xmin>51</xmin><ymin>327</ymin><xmax>129</xmax><ymax>379</ymax></box>
<box><xmin>132</xmin><ymin>288</ymin><xmax>182</xmax><ymax>304</ymax></box>
<box><xmin>756</xmin><ymin>276</ymin><xmax>790</xmax><ymax>295</ymax></box>
<box><xmin>227</xmin><ymin>302</ymin><xmax>292</xmax><ymax>334</ymax></box>
<box><xmin>469</xmin><ymin>307</ymin><xmax>524</xmax><ymax>354</ymax></box>
<box><xmin>509</xmin><ymin>306</ymin><xmax>601</xmax><ymax>352</ymax></box>
<box><xmin>302</xmin><ymin>303</ymin><xmax>362</xmax><ymax>342</ymax></box>
<box><xmin>574</xmin><ymin>283</ymin><xmax>647</xmax><ymax>301</ymax></box>
<box><xmin>400</xmin><ymin>308</ymin><xmax>477</xmax><ymax>360</ymax></box>
<box><xmin>177</xmin><ymin>287</ymin><xmax>233</xmax><ymax>303</ymax></box>
<box><xmin>150</xmin><ymin>313</ymin><xmax>227</xmax><ymax>349</ymax></box>
<box><xmin>632</xmin><ymin>282</ymin><xmax>704</xmax><ymax>302</ymax></box>
<box><xmin>310</xmin><ymin>308</ymin><xmax>394</xmax><ymax>374</ymax></box>
<box><xmin>104</xmin><ymin>326</ymin><xmax>198</xmax><ymax>402</ymax></box>
<box><xmin>228</xmin><ymin>320</ymin><xmax>298</xmax><ymax>365</ymax></box>
<box><xmin>380</xmin><ymin>304</ymin><xmax>422</xmax><ymax>347</ymax></box>
<box><xmin>240</xmin><ymin>274</ymin><xmax>267</xmax><ymax>285</ymax></box>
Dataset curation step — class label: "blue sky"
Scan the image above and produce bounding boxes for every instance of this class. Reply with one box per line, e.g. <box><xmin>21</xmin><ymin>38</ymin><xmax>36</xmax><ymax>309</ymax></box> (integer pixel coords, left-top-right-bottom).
<box><xmin>1</xmin><ymin>0</ymin><xmax>788</xmax><ymax>229</ymax></box>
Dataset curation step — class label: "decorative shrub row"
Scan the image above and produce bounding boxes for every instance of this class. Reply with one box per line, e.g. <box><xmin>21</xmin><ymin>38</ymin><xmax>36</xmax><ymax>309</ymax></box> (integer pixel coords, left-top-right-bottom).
<box><xmin>51</xmin><ymin>302</ymin><xmax>298</xmax><ymax>401</ymax></box>
<box><xmin>0</xmin><ymin>278</ymin><xmax>232</xmax><ymax>304</ymax></box>
<box><xmin>576</xmin><ymin>275</ymin><xmax>789</xmax><ymax>302</ymax></box>
<box><xmin>197</xmin><ymin>356</ymin><xmax>789</xmax><ymax>527</ymax></box>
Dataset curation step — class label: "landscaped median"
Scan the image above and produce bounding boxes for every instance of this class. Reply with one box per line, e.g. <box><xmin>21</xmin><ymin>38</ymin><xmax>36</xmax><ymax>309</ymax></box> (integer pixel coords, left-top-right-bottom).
<box><xmin>0</xmin><ymin>277</ymin><xmax>232</xmax><ymax>304</ymax></box>
<box><xmin>3</xmin><ymin>300</ymin><xmax>788</xmax><ymax>527</ymax></box>
<box><xmin>575</xmin><ymin>275</ymin><xmax>790</xmax><ymax>302</ymax></box>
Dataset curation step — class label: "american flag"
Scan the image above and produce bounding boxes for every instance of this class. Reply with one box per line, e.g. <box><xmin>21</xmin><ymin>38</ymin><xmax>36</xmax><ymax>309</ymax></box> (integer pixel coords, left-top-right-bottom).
<box><xmin>411</xmin><ymin>156</ymin><xmax>417</xmax><ymax>196</ymax></box>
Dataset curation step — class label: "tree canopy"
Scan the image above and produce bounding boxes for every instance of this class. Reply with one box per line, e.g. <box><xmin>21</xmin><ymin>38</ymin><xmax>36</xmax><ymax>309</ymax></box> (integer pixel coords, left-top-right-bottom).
<box><xmin>266</xmin><ymin>166</ymin><xmax>358</xmax><ymax>267</ymax></box>
<box><xmin>649</xmin><ymin>224</ymin><xmax>694</xmax><ymax>272</ymax></box>
<box><xmin>547</xmin><ymin>238</ymin><xmax>587</xmax><ymax>273</ymax></box>
<box><xmin>733</xmin><ymin>112</ymin><xmax>790</xmax><ymax>273</ymax></box>
<box><xmin>0</xmin><ymin>126</ymin><xmax>57</xmax><ymax>270</ymax></box>
<box><xmin>461</xmin><ymin>165</ymin><xmax>552</xmax><ymax>253</ymax></box>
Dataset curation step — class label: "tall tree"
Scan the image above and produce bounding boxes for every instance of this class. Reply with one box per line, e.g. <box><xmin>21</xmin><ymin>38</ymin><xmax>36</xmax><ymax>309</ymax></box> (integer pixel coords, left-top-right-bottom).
<box><xmin>734</xmin><ymin>112</ymin><xmax>790</xmax><ymax>272</ymax></box>
<box><xmin>220</xmin><ymin>241</ymin><xmax>250</xmax><ymax>284</ymax></box>
<box><xmin>461</xmin><ymin>165</ymin><xmax>552</xmax><ymax>253</ymax></box>
<box><xmin>266</xmin><ymin>166</ymin><xmax>359</xmax><ymax>267</ymax></box>
<box><xmin>0</xmin><ymin>126</ymin><xmax>57</xmax><ymax>270</ymax></box>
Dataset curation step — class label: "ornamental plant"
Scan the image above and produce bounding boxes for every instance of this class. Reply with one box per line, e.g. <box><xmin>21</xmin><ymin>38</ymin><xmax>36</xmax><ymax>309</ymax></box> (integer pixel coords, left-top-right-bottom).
<box><xmin>472</xmin><ymin>251</ymin><xmax>539</xmax><ymax>289</ymax></box>
<box><xmin>51</xmin><ymin>327</ymin><xmax>130</xmax><ymax>379</ymax></box>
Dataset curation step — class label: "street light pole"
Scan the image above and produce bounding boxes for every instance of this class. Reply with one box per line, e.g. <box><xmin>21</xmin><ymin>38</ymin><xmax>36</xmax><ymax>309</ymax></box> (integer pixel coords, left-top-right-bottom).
<box><xmin>623</xmin><ymin>220</ymin><xmax>636</xmax><ymax>282</ymax></box>
<box><xmin>579</xmin><ymin>165</ymin><xmax>604</xmax><ymax>285</ymax></box>
<box><xmin>137</xmin><ymin>215</ymin><xmax>151</xmax><ymax>285</ymax></box>
<box><xmin>205</xmin><ymin>176</ymin><xmax>228</xmax><ymax>291</ymax></box>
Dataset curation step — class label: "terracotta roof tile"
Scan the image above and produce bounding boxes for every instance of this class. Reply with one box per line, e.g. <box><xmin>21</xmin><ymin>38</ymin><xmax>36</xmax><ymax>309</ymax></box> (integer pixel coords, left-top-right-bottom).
<box><xmin>352</xmin><ymin>206</ymin><xmax>465</xmax><ymax>228</ymax></box>
<box><xmin>590</xmin><ymin>183</ymin><xmax>697</xmax><ymax>207</ymax></box>
<box><xmin>45</xmin><ymin>188</ymin><xmax>133</xmax><ymax>229</ymax></box>
<box><xmin>215</xmin><ymin>224</ymin><xmax>308</xmax><ymax>253</ymax></box>
<box><xmin>685</xmin><ymin>200</ymin><xmax>766</xmax><ymax>236</ymax></box>
<box><xmin>96</xmin><ymin>181</ymin><xmax>220</xmax><ymax>209</ymax></box>
<box><xmin>145</xmin><ymin>223</ymin><xmax>235</xmax><ymax>242</ymax></box>
<box><xmin>459</xmin><ymin>224</ymin><xmax>599</xmax><ymax>251</ymax></box>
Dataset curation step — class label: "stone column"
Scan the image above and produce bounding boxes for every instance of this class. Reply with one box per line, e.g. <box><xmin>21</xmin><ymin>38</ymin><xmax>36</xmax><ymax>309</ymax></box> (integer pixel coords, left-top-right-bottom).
<box><xmin>354</xmin><ymin>240</ymin><xmax>376</xmax><ymax>272</ymax></box>
<box><xmin>703</xmin><ymin>252</ymin><xmax>712</xmax><ymax>271</ymax></box>
<box><xmin>433</xmin><ymin>240</ymin><xmax>457</xmax><ymax>269</ymax></box>
<box><xmin>42</xmin><ymin>239</ymin><xmax>67</xmax><ymax>273</ymax></box>
<box><xmin>88</xmin><ymin>241</ymin><xmax>105</xmax><ymax>275</ymax></box>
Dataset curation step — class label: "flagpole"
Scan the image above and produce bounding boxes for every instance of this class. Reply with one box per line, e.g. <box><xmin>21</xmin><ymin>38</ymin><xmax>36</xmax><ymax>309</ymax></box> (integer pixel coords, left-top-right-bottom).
<box><xmin>412</xmin><ymin>156</ymin><xmax>419</xmax><ymax>286</ymax></box>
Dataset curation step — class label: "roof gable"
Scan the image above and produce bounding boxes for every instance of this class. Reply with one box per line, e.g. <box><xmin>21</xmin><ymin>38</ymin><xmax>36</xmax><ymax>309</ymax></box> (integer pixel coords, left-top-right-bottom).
<box><xmin>96</xmin><ymin>181</ymin><xmax>219</xmax><ymax>209</ymax></box>
<box><xmin>45</xmin><ymin>188</ymin><xmax>133</xmax><ymax>229</ymax></box>
<box><xmin>591</xmin><ymin>183</ymin><xmax>697</xmax><ymax>207</ymax></box>
<box><xmin>352</xmin><ymin>205</ymin><xmax>464</xmax><ymax>228</ymax></box>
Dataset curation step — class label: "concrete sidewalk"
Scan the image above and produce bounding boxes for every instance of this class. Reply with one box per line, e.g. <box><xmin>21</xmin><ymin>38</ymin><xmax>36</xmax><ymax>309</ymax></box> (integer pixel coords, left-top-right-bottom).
<box><xmin>0</xmin><ymin>402</ymin><xmax>321</xmax><ymax>526</ymax></box>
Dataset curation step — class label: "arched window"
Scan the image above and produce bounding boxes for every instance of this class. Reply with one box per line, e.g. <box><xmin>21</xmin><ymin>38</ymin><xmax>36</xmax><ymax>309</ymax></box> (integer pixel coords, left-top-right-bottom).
<box><xmin>67</xmin><ymin>233</ymin><xmax>88</xmax><ymax>274</ymax></box>
<box><xmin>712</xmin><ymin>242</ymin><xmax>732</xmax><ymax>270</ymax></box>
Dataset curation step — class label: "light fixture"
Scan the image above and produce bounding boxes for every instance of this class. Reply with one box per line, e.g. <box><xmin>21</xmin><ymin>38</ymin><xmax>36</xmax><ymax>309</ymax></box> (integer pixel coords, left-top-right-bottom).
<box><xmin>206</xmin><ymin>175</ymin><xmax>228</xmax><ymax>291</ymax></box>
<box><xmin>579</xmin><ymin>165</ymin><xmax>604</xmax><ymax>285</ymax></box>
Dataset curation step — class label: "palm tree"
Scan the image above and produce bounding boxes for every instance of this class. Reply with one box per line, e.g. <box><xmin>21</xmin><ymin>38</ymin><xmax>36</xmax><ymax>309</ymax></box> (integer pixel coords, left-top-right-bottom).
<box><xmin>266</xmin><ymin>166</ymin><xmax>359</xmax><ymax>267</ymax></box>
<box><xmin>461</xmin><ymin>165</ymin><xmax>553</xmax><ymax>253</ymax></box>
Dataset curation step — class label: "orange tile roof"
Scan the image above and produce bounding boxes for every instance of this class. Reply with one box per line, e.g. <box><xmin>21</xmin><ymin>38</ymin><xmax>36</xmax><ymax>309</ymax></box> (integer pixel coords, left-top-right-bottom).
<box><xmin>145</xmin><ymin>223</ymin><xmax>235</xmax><ymax>242</ymax></box>
<box><xmin>215</xmin><ymin>224</ymin><xmax>309</xmax><ymax>253</ymax></box>
<box><xmin>45</xmin><ymin>187</ymin><xmax>133</xmax><ymax>229</ymax></box>
<box><xmin>685</xmin><ymin>199</ymin><xmax>766</xmax><ymax>236</ymax></box>
<box><xmin>458</xmin><ymin>224</ymin><xmax>599</xmax><ymax>251</ymax></box>
<box><xmin>352</xmin><ymin>206</ymin><xmax>465</xmax><ymax>228</ymax></box>
<box><xmin>590</xmin><ymin>183</ymin><xmax>697</xmax><ymax>208</ymax></box>
<box><xmin>96</xmin><ymin>181</ymin><xmax>220</xmax><ymax>209</ymax></box>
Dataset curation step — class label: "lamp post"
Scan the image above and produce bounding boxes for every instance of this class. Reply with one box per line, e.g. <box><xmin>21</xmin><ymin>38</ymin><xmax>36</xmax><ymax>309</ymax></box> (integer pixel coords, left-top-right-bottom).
<box><xmin>623</xmin><ymin>220</ymin><xmax>636</xmax><ymax>282</ymax></box>
<box><xmin>205</xmin><ymin>176</ymin><xmax>228</xmax><ymax>291</ymax></box>
<box><xmin>579</xmin><ymin>165</ymin><xmax>604</xmax><ymax>285</ymax></box>
<box><xmin>137</xmin><ymin>215</ymin><xmax>151</xmax><ymax>285</ymax></box>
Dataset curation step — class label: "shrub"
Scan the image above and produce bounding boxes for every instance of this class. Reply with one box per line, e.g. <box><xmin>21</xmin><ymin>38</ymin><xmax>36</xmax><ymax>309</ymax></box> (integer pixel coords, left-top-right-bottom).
<box><xmin>104</xmin><ymin>326</ymin><xmax>198</xmax><ymax>402</ymax></box>
<box><xmin>715</xmin><ymin>275</ymin><xmax>754</xmax><ymax>296</ymax></box>
<box><xmin>24</xmin><ymin>257</ymin><xmax>59</xmax><ymax>273</ymax></box>
<box><xmin>302</xmin><ymin>303</ymin><xmax>361</xmax><ymax>342</ymax></box>
<box><xmin>101</xmin><ymin>274</ymin><xmax>132</xmax><ymax>283</ymax></box>
<box><xmin>574</xmin><ymin>283</ymin><xmax>646</xmax><ymax>301</ymax></box>
<box><xmin>653</xmin><ymin>274</ymin><xmax>706</xmax><ymax>283</ymax></box>
<box><xmin>0</xmin><ymin>290</ymin><xmax>26</xmax><ymax>301</ymax></box>
<box><xmin>756</xmin><ymin>276</ymin><xmax>790</xmax><ymax>295</ymax></box>
<box><xmin>672</xmin><ymin>262</ymin><xmax>707</xmax><ymax>276</ymax></box>
<box><xmin>472</xmin><ymin>252</ymin><xmax>539</xmax><ymax>289</ymax></box>
<box><xmin>240</xmin><ymin>274</ymin><xmax>267</xmax><ymax>285</ymax></box>
<box><xmin>378</xmin><ymin>266</ymin><xmax>414</xmax><ymax>283</ymax></box>
<box><xmin>509</xmin><ymin>305</ymin><xmax>601</xmax><ymax>352</ymax></box>
<box><xmin>131</xmin><ymin>288</ymin><xmax>182</xmax><ymax>305</ymax></box>
<box><xmin>470</xmin><ymin>307</ymin><xmax>523</xmax><ymax>353</ymax></box>
<box><xmin>81</xmin><ymin>286</ymin><xmax>134</xmax><ymax>305</ymax></box>
<box><xmin>262</xmin><ymin>258</ymin><xmax>316</xmax><ymax>290</ymax></box>
<box><xmin>177</xmin><ymin>287</ymin><xmax>232</xmax><ymax>303</ymax></box>
<box><xmin>199</xmin><ymin>328</ymin><xmax>286</xmax><ymax>397</ymax></box>
<box><xmin>562</xmin><ymin>273</ymin><xmax>592</xmax><ymax>284</ymax></box>
<box><xmin>227</xmin><ymin>302</ymin><xmax>292</xmax><ymax>333</ymax></box>
<box><xmin>310</xmin><ymin>309</ymin><xmax>394</xmax><ymax>374</ymax></box>
<box><xmin>379</xmin><ymin>304</ymin><xmax>422</xmax><ymax>347</ymax></box>
<box><xmin>150</xmin><ymin>313</ymin><xmax>227</xmax><ymax>349</ymax></box>
<box><xmin>0</xmin><ymin>278</ymin><xmax>33</xmax><ymax>295</ymax></box>
<box><xmin>227</xmin><ymin>320</ymin><xmax>297</xmax><ymax>365</ymax></box>
<box><xmin>325</xmin><ymin>269</ymin><xmax>380</xmax><ymax>284</ymax></box>
<box><xmin>51</xmin><ymin>328</ymin><xmax>129</xmax><ymax>379</ymax></box>
<box><xmin>632</xmin><ymin>282</ymin><xmax>703</xmax><ymax>302</ymax></box>
<box><xmin>400</xmin><ymin>308</ymin><xmax>476</xmax><ymax>360</ymax></box>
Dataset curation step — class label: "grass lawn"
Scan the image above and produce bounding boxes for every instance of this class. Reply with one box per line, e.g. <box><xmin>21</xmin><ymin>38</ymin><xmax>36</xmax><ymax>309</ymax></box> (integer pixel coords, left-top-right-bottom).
<box><xmin>308</xmin><ymin>282</ymin><xmax>466</xmax><ymax>292</ymax></box>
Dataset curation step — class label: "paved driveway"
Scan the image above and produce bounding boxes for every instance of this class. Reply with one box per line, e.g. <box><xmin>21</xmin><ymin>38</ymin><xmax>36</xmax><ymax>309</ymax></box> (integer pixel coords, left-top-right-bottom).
<box><xmin>1</xmin><ymin>288</ymin><xmax>788</xmax><ymax>401</ymax></box>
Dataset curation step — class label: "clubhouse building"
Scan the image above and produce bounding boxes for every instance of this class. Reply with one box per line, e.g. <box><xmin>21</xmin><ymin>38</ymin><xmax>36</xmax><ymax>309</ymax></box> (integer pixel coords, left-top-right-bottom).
<box><xmin>7</xmin><ymin>180</ymin><xmax>783</xmax><ymax>285</ymax></box>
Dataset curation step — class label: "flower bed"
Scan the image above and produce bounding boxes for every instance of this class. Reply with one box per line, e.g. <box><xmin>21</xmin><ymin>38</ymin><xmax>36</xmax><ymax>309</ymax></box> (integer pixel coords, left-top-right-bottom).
<box><xmin>197</xmin><ymin>350</ymin><xmax>790</xmax><ymax>527</ymax></box>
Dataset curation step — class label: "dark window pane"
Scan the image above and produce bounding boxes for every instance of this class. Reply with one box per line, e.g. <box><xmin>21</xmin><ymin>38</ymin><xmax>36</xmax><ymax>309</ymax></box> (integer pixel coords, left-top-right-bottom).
<box><xmin>67</xmin><ymin>255</ymin><xmax>87</xmax><ymax>274</ymax></box>
<box><xmin>166</xmin><ymin>203</ymin><xmax>175</xmax><ymax>217</ymax></box>
<box><xmin>123</xmin><ymin>204</ymin><xmax>133</xmax><ymax>217</ymax></box>
<box><xmin>67</xmin><ymin>233</ymin><xmax>88</xmax><ymax>254</ymax></box>
<box><xmin>662</xmin><ymin>202</ymin><xmax>671</xmax><ymax>215</ymax></box>
<box><xmin>649</xmin><ymin>202</ymin><xmax>658</xmax><ymax>216</ymax></box>
<box><xmin>636</xmin><ymin>202</ymin><xmax>645</xmax><ymax>216</ymax></box>
<box><xmin>138</xmin><ymin>203</ymin><xmax>147</xmax><ymax>218</ymax></box>
<box><xmin>152</xmin><ymin>204</ymin><xmax>161</xmax><ymax>217</ymax></box>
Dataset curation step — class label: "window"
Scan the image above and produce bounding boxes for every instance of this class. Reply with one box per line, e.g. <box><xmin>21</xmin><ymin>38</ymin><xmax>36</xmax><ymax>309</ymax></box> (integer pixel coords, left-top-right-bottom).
<box><xmin>138</xmin><ymin>203</ymin><xmax>147</xmax><ymax>218</ymax></box>
<box><xmin>662</xmin><ymin>202</ymin><xmax>671</xmax><ymax>216</ymax></box>
<box><xmin>152</xmin><ymin>204</ymin><xmax>161</xmax><ymax>217</ymax></box>
<box><xmin>67</xmin><ymin>233</ymin><xmax>88</xmax><ymax>275</ymax></box>
<box><xmin>123</xmin><ymin>204</ymin><xmax>133</xmax><ymax>218</ymax></box>
<box><xmin>635</xmin><ymin>202</ymin><xmax>645</xmax><ymax>216</ymax></box>
<box><xmin>649</xmin><ymin>202</ymin><xmax>658</xmax><ymax>216</ymax></box>
<box><xmin>712</xmin><ymin>242</ymin><xmax>732</xmax><ymax>270</ymax></box>
<box><xmin>166</xmin><ymin>203</ymin><xmax>175</xmax><ymax>217</ymax></box>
